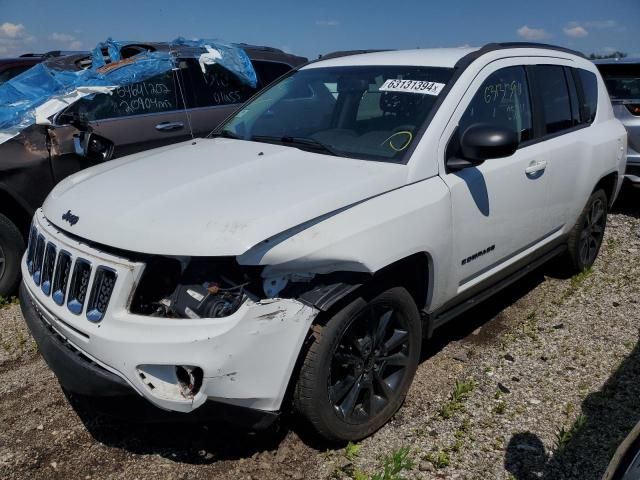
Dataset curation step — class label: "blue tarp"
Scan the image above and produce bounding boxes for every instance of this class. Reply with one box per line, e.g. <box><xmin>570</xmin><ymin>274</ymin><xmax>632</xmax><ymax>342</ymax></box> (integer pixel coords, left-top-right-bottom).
<box><xmin>0</xmin><ymin>38</ymin><xmax>257</xmax><ymax>141</ymax></box>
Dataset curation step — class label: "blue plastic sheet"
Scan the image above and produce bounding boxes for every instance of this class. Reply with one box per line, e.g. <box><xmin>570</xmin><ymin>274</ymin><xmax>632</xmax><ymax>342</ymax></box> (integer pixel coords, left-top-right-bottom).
<box><xmin>0</xmin><ymin>38</ymin><xmax>257</xmax><ymax>142</ymax></box>
<box><xmin>173</xmin><ymin>37</ymin><xmax>258</xmax><ymax>88</ymax></box>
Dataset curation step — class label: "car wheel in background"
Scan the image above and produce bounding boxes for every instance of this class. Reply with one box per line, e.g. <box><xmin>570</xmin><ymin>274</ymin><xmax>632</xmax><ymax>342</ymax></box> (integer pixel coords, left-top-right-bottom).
<box><xmin>0</xmin><ymin>213</ymin><xmax>25</xmax><ymax>297</ymax></box>
<box><xmin>294</xmin><ymin>286</ymin><xmax>421</xmax><ymax>441</ymax></box>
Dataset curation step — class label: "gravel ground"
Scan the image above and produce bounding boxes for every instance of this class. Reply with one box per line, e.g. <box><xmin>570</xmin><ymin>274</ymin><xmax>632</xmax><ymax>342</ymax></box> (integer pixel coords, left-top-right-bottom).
<box><xmin>0</xmin><ymin>188</ymin><xmax>638</xmax><ymax>480</ymax></box>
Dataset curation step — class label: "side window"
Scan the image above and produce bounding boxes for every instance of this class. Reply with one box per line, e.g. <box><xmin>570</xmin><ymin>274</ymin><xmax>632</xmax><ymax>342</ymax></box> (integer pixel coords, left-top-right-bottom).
<box><xmin>252</xmin><ymin>60</ymin><xmax>292</xmax><ymax>86</ymax></box>
<box><xmin>0</xmin><ymin>65</ymin><xmax>32</xmax><ymax>86</ymax></box>
<box><xmin>61</xmin><ymin>71</ymin><xmax>182</xmax><ymax>121</ymax></box>
<box><xmin>459</xmin><ymin>66</ymin><xmax>533</xmax><ymax>143</ymax></box>
<box><xmin>565</xmin><ymin>67</ymin><xmax>581</xmax><ymax>127</ymax></box>
<box><xmin>532</xmin><ymin>65</ymin><xmax>573</xmax><ymax>135</ymax></box>
<box><xmin>187</xmin><ymin>60</ymin><xmax>258</xmax><ymax>109</ymax></box>
<box><xmin>576</xmin><ymin>68</ymin><xmax>598</xmax><ymax>124</ymax></box>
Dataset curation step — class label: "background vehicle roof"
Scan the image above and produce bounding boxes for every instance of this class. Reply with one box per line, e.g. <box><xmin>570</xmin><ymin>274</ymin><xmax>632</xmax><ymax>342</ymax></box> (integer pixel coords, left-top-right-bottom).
<box><xmin>38</xmin><ymin>41</ymin><xmax>307</xmax><ymax>72</ymax></box>
<box><xmin>0</xmin><ymin>57</ymin><xmax>43</xmax><ymax>68</ymax></box>
<box><xmin>593</xmin><ymin>57</ymin><xmax>640</xmax><ymax>65</ymax></box>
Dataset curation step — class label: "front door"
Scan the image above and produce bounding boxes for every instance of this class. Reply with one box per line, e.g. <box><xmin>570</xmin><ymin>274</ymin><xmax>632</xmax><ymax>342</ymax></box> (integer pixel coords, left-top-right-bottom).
<box><xmin>440</xmin><ymin>63</ymin><xmax>552</xmax><ymax>295</ymax></box>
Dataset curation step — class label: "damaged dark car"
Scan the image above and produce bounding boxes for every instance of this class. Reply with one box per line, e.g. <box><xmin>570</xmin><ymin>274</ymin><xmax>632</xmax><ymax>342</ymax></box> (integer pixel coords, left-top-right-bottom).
<box><xmin>0</xmin><ymin>40</ymin><xmax>306</xmax><ymax>296</ymax></box>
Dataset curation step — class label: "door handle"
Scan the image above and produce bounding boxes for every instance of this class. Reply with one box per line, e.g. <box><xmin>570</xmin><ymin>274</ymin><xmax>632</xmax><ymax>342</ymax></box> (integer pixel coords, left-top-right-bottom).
<box><xmin>155</xmin><ymin>121</ymin><xmax>184</xmax><ymax>132</ymax></box>
<box><xmin>525</xmin><ymin>160</ymin><xmax>547</xmax><ymax>176</ymax></box>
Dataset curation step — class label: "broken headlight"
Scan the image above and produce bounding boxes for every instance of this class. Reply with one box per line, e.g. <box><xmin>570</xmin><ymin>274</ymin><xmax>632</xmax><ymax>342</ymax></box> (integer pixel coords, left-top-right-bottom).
<box><xmin>129</xmin><ymin>256</ymin><xmax>262</xmax><ymax>319</ymax></box>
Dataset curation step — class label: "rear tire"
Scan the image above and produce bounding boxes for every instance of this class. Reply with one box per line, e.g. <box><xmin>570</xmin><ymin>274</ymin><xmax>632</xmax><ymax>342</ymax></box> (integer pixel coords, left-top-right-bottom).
<box><xmin>565</xmin><ymin>189</ymin><xmax>608</xmax><ymax>273</ymax></box>
<box><xmin>0</xmin><ymin>213</ymin><xmax>24</xmax><ymax>297</ymax></box>
<box><xmin>293</xmin><ymin>286</ymin><xmax>421</xmax><ymax>442</ymax></box>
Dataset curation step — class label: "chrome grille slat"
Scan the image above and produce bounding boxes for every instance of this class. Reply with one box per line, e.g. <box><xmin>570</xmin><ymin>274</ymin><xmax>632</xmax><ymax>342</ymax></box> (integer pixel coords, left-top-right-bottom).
<box><xmin>40</xmin><ymin>243</ymin><xmax>57</xmax><ymax>296</ymax></box>
<box><xmin>32</xmin><ymin>235</ymin><xmax>45</xmax><ymax>285</ymax></box>
<box><xmin>87</xmin><ymin>267</ymin><xmax>117</xmax><ymax>322</ymax></box>
<box><xmin>26</xmin><ymin>226</ymin><xmax>37</xmax><ymax>274</ymax></box>
<box><xmin>27</xmin><ymin>223</ymin><xmax>116</xmax><ymax>323</ymax></box>
<box><xmin>52</xmin><ymin>251</ymin><xmax>72</xmax><ymax>306</ymax></box>
<box><xmin>67</xmin><ymin>259</ymin><xmax>92</xmax><ymax>315</ymax></box>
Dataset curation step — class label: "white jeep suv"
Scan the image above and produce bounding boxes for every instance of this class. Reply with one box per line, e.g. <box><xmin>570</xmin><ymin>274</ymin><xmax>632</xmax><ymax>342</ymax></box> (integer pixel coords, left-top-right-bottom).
<box><xmin>20</xmin><ymin>42</ymin><xmax>627</xmax><ymax>441</ymax></box>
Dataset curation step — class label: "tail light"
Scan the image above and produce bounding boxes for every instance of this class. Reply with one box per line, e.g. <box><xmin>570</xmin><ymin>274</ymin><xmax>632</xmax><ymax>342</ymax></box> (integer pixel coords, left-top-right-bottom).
<box><xmin>625</xmin><ymin>103</ymin><xmax>640</xmax><ymax>116</ymax></box>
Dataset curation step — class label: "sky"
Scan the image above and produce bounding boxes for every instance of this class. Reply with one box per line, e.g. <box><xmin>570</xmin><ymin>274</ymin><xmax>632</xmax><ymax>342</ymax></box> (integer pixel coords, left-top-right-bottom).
<box><xmin>0</xmin><ymin>0</ymin><xmax>638</xmax><ymax>60</ymax></box>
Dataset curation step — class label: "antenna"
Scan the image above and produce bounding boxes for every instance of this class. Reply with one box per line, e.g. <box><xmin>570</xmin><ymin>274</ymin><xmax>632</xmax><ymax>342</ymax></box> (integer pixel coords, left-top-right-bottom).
<box><xmin>171</xmin><ymin>51</ymin><xmax>195</xmax><ymax>141</ymax></box>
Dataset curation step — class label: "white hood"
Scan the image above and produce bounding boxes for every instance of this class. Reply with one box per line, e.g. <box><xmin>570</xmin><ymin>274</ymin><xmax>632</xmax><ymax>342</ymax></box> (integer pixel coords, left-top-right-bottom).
<box><xmin>43</xmin><ymin>138</ymin><xmax>408</xmax><ymax>256</ymax></box>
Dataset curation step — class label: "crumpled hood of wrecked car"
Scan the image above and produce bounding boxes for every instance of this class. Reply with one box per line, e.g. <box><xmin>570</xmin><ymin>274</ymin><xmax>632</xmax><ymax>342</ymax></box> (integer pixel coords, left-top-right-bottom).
<box><xmin>43</xmin><ymin>138</ymin><xmax>409</xmax><ymax>256</ymax></box>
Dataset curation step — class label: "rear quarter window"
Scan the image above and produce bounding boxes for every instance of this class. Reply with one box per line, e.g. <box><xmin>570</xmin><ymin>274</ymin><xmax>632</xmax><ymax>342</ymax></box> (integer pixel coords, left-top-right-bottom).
<box><xmin>576</xmin><ymin>69</ymin><xmax>598</xmax><ymax>124</ymax></box>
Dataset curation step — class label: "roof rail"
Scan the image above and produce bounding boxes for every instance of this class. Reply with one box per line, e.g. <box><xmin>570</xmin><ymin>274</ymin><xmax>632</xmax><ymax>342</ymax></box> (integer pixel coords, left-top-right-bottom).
<box><xmin>316</xmin><ymin>49</ymin><xmax>393</xmax><ymax>61</ymax></box>
<box><xmin>454</xmin><ymin>42</ymin><xmax>587</xmax><ymax>70</ymax></box>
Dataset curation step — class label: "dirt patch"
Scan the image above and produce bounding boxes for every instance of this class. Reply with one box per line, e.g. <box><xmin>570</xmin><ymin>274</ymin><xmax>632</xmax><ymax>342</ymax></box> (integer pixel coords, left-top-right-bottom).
<box><xmin>0</xmin><ymin>189</ymin><xmax>639</xmax><ymax>480</ymax></box>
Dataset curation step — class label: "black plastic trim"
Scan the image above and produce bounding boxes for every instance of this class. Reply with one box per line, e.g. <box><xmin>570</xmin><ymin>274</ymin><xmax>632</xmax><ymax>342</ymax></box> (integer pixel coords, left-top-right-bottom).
<box><xmin>424</xmin><ymin>238</ymin><xmax>567</xmax><ymax>337</ymax></box>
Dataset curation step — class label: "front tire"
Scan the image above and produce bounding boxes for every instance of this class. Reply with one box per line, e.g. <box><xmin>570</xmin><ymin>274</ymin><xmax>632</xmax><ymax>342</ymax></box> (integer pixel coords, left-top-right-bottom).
<box><xmin>566</xmin><ymin>189</ymin><xmax>608</xmax><ymax>272</ymax></box>
<box><xmin>293</xmin><ymin>286</ymin><xmax>421</xmax><ymax>441</ymax></box>
<box><xmin>0</xmin><ymin>213</ymin><xmax>25</xmax><ymax>297</ymax></box>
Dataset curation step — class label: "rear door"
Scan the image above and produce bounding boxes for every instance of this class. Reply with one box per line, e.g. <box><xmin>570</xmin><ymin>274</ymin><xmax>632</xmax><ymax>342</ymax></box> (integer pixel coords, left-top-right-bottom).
<box><xmin>439</xmin><ymin>62</ymin><xmax>552</xmax><ymax>295</ymax></box>
<box><xmin>179</xmin><ymin>58</ymin><xmax>263</xmax><ymax>136</ymax></box>
<box><xmin>528</xmin><ymin>64</ymin><xmax>600</xmax><ymax>230</ymax></box>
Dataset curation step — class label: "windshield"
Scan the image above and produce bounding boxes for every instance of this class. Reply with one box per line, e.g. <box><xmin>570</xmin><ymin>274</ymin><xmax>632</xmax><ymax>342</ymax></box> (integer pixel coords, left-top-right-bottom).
<box><xmin>216</xmin><ymin>65</ymin><xmax>453</xmax><ymax>162</ymax></box>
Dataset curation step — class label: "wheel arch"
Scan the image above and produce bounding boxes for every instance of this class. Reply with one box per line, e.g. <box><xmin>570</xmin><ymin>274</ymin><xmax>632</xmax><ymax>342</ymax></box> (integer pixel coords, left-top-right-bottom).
<box><xmin>0</xmin><ymin>185</ymin><xmax>33</xmax><ymax>238</ymax></box>
<box><xmin>593</xmin><ymin>171</ymin><xmax>618</xmax><ymax>208</ymax></box>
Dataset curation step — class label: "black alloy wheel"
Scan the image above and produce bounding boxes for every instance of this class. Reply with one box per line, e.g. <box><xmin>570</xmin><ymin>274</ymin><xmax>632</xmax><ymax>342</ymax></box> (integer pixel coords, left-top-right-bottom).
<box><xmin>578</xmin><ymin>195</ymin><xmax>606</xmax><ymax>266</ymax></box>
<box><xmin>329</xmin><ymin>305</ymin><xmax>412</xmax><ymax>423</ymax></box>
<box><xmin>565</xmin><ymin>189</ymin><xmax>608</xmax><ymax>273</ymax></box>
<box><xmin>294</xmin><ymin>286</ymin><xmax>421</xmax><ymax>441</ymax></box>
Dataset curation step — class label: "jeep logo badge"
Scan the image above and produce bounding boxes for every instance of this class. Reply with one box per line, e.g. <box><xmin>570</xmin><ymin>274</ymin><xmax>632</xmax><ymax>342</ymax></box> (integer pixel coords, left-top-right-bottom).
<box><xmin>62</xmin><ymin>210</ymin><xmax>79</xmax><ymax>226</ymax></box>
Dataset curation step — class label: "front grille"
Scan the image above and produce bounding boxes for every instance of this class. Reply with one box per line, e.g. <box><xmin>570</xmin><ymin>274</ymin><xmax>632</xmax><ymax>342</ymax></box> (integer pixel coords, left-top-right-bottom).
<box><xmin>27</xmin><ymin>223</ymin><xmax>118</xmax><ymax>322</ymax></box>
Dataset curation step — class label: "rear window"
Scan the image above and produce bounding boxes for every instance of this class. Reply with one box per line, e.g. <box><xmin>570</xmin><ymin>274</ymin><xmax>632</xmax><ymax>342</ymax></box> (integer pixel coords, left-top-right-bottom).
<box><xmin>597</xmin><ymin>64</ymin><xmax>640</xmax><ymax>100</ymax></box>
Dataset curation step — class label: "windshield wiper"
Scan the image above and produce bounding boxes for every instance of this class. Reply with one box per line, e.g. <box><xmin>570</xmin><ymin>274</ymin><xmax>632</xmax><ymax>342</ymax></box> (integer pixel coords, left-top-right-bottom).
<box><xmin>250</xmin><ymin>135</ymin><xmax>342</xmax><ymax>157</ymax></box>
<box><xmin>209</xmin><ymin>129</ymin><xmax>242</xmax><ymax>139</ymax></box>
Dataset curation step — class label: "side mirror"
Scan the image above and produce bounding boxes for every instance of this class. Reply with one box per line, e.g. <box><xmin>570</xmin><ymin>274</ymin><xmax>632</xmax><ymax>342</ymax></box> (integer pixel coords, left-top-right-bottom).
<box><xmin>447</xmin><ymin>124</ymin><xmax>519</xmax><ymax>171</ymax></box>
<box><xmin>73</xmin><ymin>131</ymin><xmax>114</xmax><ymax>162</ymax></box>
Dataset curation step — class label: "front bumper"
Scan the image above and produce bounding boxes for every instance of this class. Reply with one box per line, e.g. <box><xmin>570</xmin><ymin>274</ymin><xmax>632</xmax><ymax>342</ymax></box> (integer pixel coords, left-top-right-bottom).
<box><xmin>20</xmin><ymin>283</ymin><xmax>279</xmax><ymax>428</ymax></box>
<box><xmin>22</xmin><ymin>210</ymin><xmax>319</xmax><ymax>415</ymax></box>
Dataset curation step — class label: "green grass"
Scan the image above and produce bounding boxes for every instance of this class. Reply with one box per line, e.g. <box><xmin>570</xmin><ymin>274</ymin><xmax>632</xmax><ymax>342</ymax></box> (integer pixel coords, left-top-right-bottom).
<box><xmin>354</xmin><ymin>447</ymin><xmax>414</xmax><ymax>480</ymax></box>
<box><xmin>440</xmin><ymin>379</ymin><xmax>476</xmax><ymax>419</ymax></box>
<box><xmin>494</xmin><ymin>401</ymin><xmax>506</xmax><ymax>415</ymax></box>
<box><xmin>554</xmin><ymin>414</ymin><xmax>587</xmax><ymax>451</ymax></box>
<box><xmin>424</xmin><ymin>449</ymin><xmax>450</xmax><ymax>469</ymax></box>
<box><xmin>555</xmin><ymin>267</ymin><xmax>593</xmax><ymax>305</ymax></box>
<box><xmin>344</xmin><ymin>442</ymin><xmax>361</xmax><ymax>461</ymax></box>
